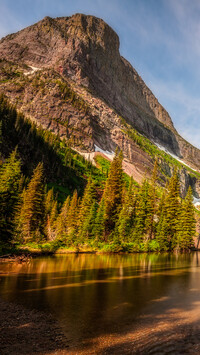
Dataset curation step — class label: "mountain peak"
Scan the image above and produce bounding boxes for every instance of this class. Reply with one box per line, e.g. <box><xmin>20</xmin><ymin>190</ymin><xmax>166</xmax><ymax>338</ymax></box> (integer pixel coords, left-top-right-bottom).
<box><xmin>0</xmin><ymin>13</ymin><xmax>119</xmax><ymax>72</ymax></box>
<box><xmin>1</xmin><ymin>14</ymin><xmax>200</xmax><ymax>184</ymax></box>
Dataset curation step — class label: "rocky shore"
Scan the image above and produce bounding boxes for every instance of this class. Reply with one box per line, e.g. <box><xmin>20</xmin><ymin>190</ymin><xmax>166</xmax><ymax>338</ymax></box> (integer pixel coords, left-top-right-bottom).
<box><xmin>0</xmin><ymin>298</ymin><xmax>68</xmax><ymax>355</ymax></box>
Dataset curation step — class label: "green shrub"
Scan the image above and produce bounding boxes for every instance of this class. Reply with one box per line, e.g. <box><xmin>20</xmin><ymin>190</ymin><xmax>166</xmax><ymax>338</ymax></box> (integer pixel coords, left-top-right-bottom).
<box><xmin>101</xmin><ymin>242</ymin><xmax>123</xmax><ymax>252</ymax></box>
<box><xmin>148</xmin><ymin>240</ymin><xmax>160</xmax><ymax>252</ymax></box>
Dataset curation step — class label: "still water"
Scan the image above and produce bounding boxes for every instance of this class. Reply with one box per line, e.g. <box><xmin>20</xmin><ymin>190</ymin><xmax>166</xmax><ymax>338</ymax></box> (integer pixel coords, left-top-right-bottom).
<box><xmin>1</xmin><ymin>253</ymin><xmax>200</xmax><ymax>352</ymax></box>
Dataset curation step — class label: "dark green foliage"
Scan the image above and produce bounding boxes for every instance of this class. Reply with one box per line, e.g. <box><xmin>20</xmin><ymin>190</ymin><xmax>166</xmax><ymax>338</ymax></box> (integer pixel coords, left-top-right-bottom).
<box><xmin>133</xmin><ymin>179</ymin><xmax>155</xmax><ymax>242</ymax></box>
<box><xmin>176</xmin><ymin>186</ymin><xmax>195</xmax><ymax>250</ymax></box>
<box><xmin>0</xmin><ymin>95</ymin><xmax>108</xmax><ymax>200</ymax></box>
<box><xmin>0</xmin><ymin>94</ymin><xmax>18</xmax><ymax>157</ymax></box>
<box><xmin>163</xmin><ymin>169</ymin><xmax>181</xmax><ymax>249</ymax></box>
<box><xmin>155</xmin><ymin>193</ymin><xmax>169</xmax><ymax>250</ymax></box>
<box><xmin>145</xmin><ymin>160</ymin><xmax>158</xmax><ymax>240</ymax></box>
<box><xmin>78</xmin><ymin>177</ymin><xmax>96</xmax><ymax>241</ymax></box>
<box><xmin>66</xmin><ymin>190</ymin><xmax>79</xmax><ymax>242</ymax></box>
<box><xmin>117</xmin><ymin>178</ymin><xmax>136</xmax><ymax>242</ymax></box>
<box><xmin>121</xmin><ymin>116</ymin><xmax>200</xmax><ymax>180</ymax></box>
<box><xmin>103</xmin><ymin>150</ymin><xmax>124</xmax><ymax>238</ymax></box>
<box><xmin>45</xmin><ymin>188</ymin><xmax>58</xmax><ymax>240</ymax></box>
<box><xmin>0</xmin><ymin>146</ymin><xmax>197</xmax><ymax>252</ymax></box>
<box><xmin>80</xmin><ymin>201</ymin><xmax>98</xmax><ymax>241</ymax></box>
<box><xmin>55</xmin><ymin>195</ymin><xmax>71</xmax><ymax>239</ymax></box>
<box><xmin>93</xmin><ymin>198</ymin><xmax>105</xmax><ymax>242</ymax></box>
<box><xmin>0</xmin><ymin>96</ymin><xmax>197</xmax><ymax>253</ymax></box>
<box><xmin>57</xmin><ymin>80</ymin><xmax>89</xmax><ymax>114</ymax></box>
<box><xmin>0</xmin><ymin>149</ymin><xmax>22</xmax><ymax>241</ymax></box>
<box><xmin>17</xmin><ymin>163</ymin><xmax>45</xmax><ymax>242</ymax></box>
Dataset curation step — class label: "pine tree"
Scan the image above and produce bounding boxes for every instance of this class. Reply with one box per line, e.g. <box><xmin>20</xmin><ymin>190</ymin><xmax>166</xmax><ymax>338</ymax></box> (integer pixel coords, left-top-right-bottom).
<box><xmin>45</xmin><ymin>188</ymin><xmax>54</xmax><ymax>217</ymax></box>
<box><xmin>80</xmin><ymin>201</ymin><xmax>98</xmax><ymax>241</ymax></box>
<box><xmin>46</xmin><ymin>200</ymin><xmax>58</xmax><ymax>241</ymax></box>
<box><xmin>78</xmin><ymin>177</ymin><xmax>96</xmax><ymax>240</ymax></box>
<box><xmin>93</xmin><ymin>198</ymin><xmax>105</xmax><ymax>242</ymax></box>
<box><xmin>164</xmin><ymin>169</ymin><xmax>181</xmax><ymax>249</ymax></box>
<box><xmin>132</xmin><ymin>179</ymin><xmax>150</xmax><ymax>243</ymax></box>
<box><xmin>0</xmin><ymin>150</ymin><xmax>22</xmax><ymax>242</ymax></box>
<box><xmin>67</xmin><ymin>190</ymin><xmax>79</xmax><ymax>232</ymax></box>
<box><xmin>56</xmin><ymin>195</ymin><xmax>70</xmax><ymax>238</ymax></box>
<box><xmin>155</xmin><ymin>192</ymin><xmax>169</xmax><ymax>250</ymax></box>
<box><xmin>118</xmin><ymin>178</ymin><xmax>136</xmax><ymax>242</ymax></box>
<box><xmin>145</xmin><ymin>160</ymin><xmax>158</xmax><ymax>240</ymax></box>
<box><xmin>103</xmin><ymin>149</ymin><xmax>124</xmax><ymax>239</ymax></box>
<box><xmin>18</xmin><ymin>162</ymin><xmax>45</xmax><ymax>242</ymax></box>
<box><xmin>44</xmin><ymin>188</ymin><xmax>58</xmax><ymax>240</ymax></box>
<box><xmin>176</xmin><ymin>186</ymin><xmax>196</xmax><ymax>250</ymax></box>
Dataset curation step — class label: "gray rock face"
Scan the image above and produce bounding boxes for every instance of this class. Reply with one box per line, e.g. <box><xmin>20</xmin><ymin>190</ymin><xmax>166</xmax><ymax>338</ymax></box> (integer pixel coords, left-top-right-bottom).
<box><xmin>0</xmin><ymin>13</ymin><xmax>200</xmax><ymax>191</ymax></box>
<box><xmin>0</xmin><ymin>14</ymin><xmax>180</xmax><ymax>155</ymax></box>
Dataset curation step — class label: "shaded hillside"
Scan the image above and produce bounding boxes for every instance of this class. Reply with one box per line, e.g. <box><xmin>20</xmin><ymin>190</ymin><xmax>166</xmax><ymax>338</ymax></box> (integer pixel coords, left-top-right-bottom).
<box><xmin>0</xmin><ymin>95</ymin><xmax>109</xmax><ymax>199</ymax></box>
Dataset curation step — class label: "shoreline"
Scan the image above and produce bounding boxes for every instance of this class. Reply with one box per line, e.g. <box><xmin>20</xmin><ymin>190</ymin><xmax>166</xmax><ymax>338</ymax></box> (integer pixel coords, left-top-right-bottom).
<box><xmin>0</xmin><ymin>246</ymin><xmax>198</xmax><ymax>262</ymax></box>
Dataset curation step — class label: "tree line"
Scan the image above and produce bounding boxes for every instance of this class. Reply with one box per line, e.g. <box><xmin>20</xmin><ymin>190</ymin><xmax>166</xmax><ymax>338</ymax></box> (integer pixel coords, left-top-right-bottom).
<box><xmin>0</xmin><ymin>148</ymin><xmax>196</xmax><ymax>252</ymax></box>
<box><xmin>0</xmin><ymin>94</ymin><xmax>99</xmax><ymax>196</ymax></box>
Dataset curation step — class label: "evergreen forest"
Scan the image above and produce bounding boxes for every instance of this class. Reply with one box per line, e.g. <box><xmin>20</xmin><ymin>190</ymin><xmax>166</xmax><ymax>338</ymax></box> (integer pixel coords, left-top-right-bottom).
<box><xmin>0</xmin><ymin>95</ymin><xmax>197</xmax><ymax>254</ymax></box>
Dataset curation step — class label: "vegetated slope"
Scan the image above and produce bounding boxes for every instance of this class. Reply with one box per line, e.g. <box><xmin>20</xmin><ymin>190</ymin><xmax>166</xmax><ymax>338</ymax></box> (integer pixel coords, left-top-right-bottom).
<box><xmin>0</xmin><ymin>14</ymin><xmax>200</xmax><ymax>196</ymax></box>
<box><xmin>0</xmin><ymin>95</ymin><xmax>110</xmax><ymax>201</ymax></box>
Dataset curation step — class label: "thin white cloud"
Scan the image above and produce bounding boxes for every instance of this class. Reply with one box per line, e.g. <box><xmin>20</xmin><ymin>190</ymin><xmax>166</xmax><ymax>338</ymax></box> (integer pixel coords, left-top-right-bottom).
<box><xmin>168</xmin><ymin>0</ymin><xmax>200</xmax><ymax>62</ymax></box>
<box><xmin>145</xmin><ymin>73</ymin><xmax>200</xmax><ymax>148</ymax></box>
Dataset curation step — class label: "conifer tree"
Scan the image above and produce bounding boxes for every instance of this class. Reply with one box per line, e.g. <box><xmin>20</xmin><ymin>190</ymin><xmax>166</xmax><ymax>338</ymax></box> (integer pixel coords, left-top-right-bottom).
<box><xmin>93</xmin><ymin>197</ymin><xmax>105</xmax><ymax>242</ymax></box>
<box><xmin>80</xmin><ymin>201</ymin><xmax>98</xmax><ymax>241</ymax></box>
<box><xmin>0</xmin><ymin>150</ymin><xmax>22</xmax><ymax>241</ymax></box>
<box><xmin>176</xmin><ymin>186</ymin><xmax>196</xmax><ymax>250</ymax></box>
<box><xmin>44</xmin><ymin>188</ymin><xmax>59</xmax><ymax>240</ymax></box>
<box><xmin>164</xmin><ymin>169</ymin><xmax>181</xmax><ymax>249</ymax></box>
<box><xmin>155</xmin><ymin>192</ymin><xmax>169</xmax><ymax>250</ymax></box>
<box><xmin>78</xmin><ymin>177</ymin><xmax>96</xmax><ymax>237</ymax></box>
<box><xmin>132</xmin><ymin>179</ymin><xmax>150</xmax><ymax>243</ymax></box>
<box><xmin>145</xmin><ymin>160</ymin><xmax>158</xmax><ymax>240</ymax></box>
<box><xmin>56</xmin><ymin>195</ymin><xmax>70</xmax><ymax>238</ymax></box>
<box><xmin>46</xmin><ymin>200</ymin><xmax>58</xmax><ymax>240</ymax></box>
<box><xmin>103</xmin><ymin>149</ymin><xmax>124</xmax><ymax>239</ymax></box>
<box><xmin>45</xmin><ymin>188</ymin><xmax>54</xmax><ymax>217</ymax></box>
<box><xmin>118</xmin><ymin>178</ymin><xmax>136</xmax><ymax>242</ymax></box>
<box><xmin>67</xmin><ymin>190</ymin><xmax>79</xmax><ymax>232</ymax></box>
<box><xmin>18</xmin><ymin>162</ymin><xmax>45</xmax><ymax>242</ymax></box>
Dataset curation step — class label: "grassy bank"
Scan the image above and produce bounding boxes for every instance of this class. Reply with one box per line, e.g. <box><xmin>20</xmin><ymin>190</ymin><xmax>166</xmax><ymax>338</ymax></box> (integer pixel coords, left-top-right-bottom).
<box><xmin>0</xmin><ymin>238</ymin><xmax>186</xmax><ymax>258</ymax></box>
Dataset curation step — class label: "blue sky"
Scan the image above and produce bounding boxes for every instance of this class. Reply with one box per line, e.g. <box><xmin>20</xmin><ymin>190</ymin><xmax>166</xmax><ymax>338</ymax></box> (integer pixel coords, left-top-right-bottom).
<box><xmin>1</xmin><ymin>0</ymin><xmax>200</xmax><ymax>148</ymax></box>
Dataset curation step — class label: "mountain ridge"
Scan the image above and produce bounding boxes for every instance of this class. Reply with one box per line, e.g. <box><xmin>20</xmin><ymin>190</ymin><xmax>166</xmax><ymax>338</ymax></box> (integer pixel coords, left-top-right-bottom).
<box><xmin>0</xmin><ymin>13</ymin><xmax>200</xmax><ymax>196</ymax></box>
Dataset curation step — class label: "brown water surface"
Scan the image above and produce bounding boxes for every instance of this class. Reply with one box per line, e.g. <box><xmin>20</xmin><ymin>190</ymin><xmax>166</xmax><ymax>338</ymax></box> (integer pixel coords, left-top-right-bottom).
<box><xmin>1</xmin><ymin>253</ymin><xmax>200</xmax><ymax>354</ymax></box>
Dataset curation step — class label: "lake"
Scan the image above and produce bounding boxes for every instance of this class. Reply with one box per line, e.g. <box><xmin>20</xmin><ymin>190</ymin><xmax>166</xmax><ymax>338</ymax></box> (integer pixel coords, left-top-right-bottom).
<box><xmin>1</xmin><ymin>253</ymin><xmax>200</xmax><ymax>354</ymax></box>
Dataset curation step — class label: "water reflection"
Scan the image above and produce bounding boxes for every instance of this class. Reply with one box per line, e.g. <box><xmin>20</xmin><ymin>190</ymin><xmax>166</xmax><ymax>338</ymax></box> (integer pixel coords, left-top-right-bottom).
<box><xmin>0</xmin><ymin>253</ymin><xmax>200</xmax><ymax>349</ymax></box>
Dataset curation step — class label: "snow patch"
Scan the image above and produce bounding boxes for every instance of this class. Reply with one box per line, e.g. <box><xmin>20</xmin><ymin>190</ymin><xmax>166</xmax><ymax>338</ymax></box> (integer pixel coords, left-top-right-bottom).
<box><xmin>154</xmin><ymin>142</ymin><xmax>198</xmax><ymax>172</ymax></box>
<box><xmin>94</xmin><ymin>145</ymin><xmax>114</xmax><ymax>160</ymax></box>
<box><xmin>73</xmin><ymin>145</ymin><xmax>114</xmax><ymax>166</ymax></box>
<box><xmin>154</xmin><ymin>142</ymin><xmax>200</xmax><ymax>207</ymax></box>
<box><xmin>72</xmin><ymin>149</ymin><xmax>96</xmax><ymax>165</ymax></box>
<box><xmin>193</xmin><ymin>196</ymin><xmax>200</xmax><ymax>207</ymax></box>
<box><xmin>24</xmin><ymin>66</ymin><xmax>41</xmax><ymax>76</ymax></box>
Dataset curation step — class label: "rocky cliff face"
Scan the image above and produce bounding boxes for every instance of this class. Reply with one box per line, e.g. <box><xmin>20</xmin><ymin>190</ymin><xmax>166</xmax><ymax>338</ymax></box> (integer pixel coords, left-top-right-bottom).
<box><xmin>0</xmin><ymin>13</ymin><xmax>200</xmax><ymax>194</ymax></box>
